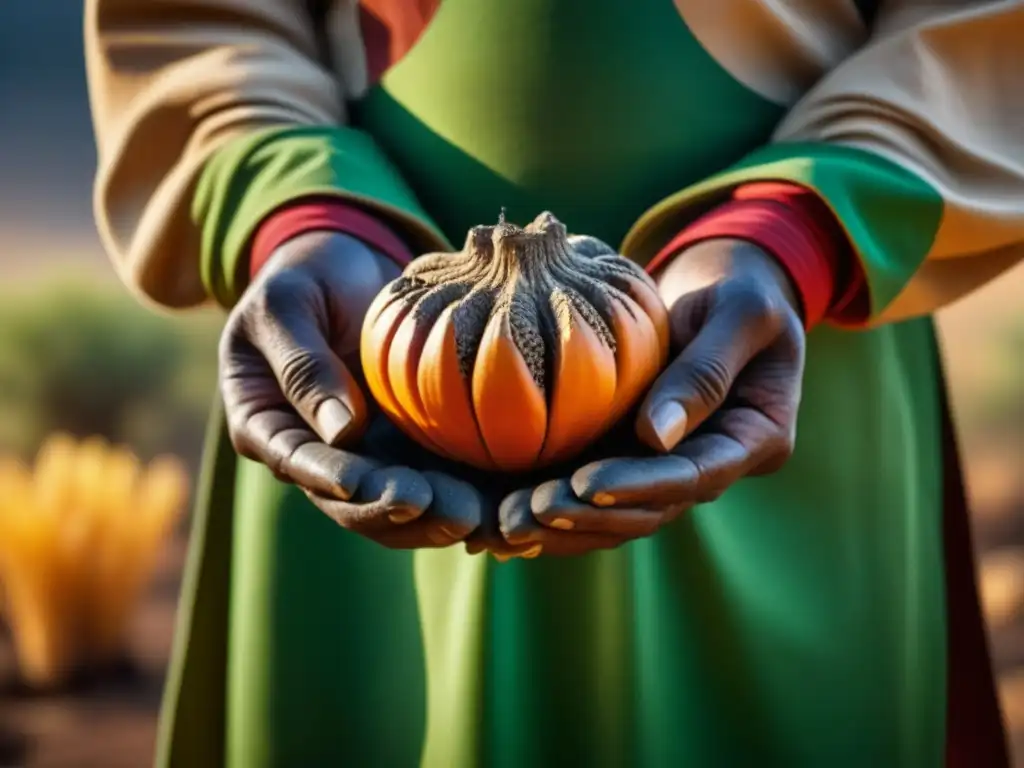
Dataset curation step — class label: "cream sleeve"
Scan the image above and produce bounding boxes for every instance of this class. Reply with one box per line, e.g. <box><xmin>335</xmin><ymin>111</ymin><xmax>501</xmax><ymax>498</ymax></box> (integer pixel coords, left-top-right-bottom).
<box><xmin>86</xmin><ymin>0</ymin><xmax>348</xmax><ymax>308</ymax></box>
<box><xmin>624</xmin><ymin>0</ymin><xmax>1024</xmax><ymax>325</ymax></box>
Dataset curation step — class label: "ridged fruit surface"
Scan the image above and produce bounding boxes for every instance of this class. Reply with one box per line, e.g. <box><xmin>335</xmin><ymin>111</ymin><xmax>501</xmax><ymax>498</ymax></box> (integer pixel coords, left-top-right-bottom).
<box><xmin>360</xmin><ymin>212</ymin><xmax>670</xmax><ymax>471</ymax></box>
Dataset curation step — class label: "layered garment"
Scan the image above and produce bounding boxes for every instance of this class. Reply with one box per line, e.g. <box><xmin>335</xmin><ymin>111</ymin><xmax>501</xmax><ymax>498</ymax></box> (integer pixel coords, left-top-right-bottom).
<box><xmin>85</xmin><ymin>0</ymin><xmax>1023</xmax><ymax>765</ymax></box>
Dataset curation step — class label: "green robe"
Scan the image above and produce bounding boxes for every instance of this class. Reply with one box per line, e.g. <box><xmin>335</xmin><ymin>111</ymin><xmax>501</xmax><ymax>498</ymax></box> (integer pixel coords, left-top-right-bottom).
<box><xmin>100</xmin><ymin>1</ymin><xmax>1012</xmax><ymax>765</ymax></box>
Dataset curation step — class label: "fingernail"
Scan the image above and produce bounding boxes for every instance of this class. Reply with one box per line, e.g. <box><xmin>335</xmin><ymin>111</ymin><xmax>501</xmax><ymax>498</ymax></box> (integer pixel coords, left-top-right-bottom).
<box><xmin>548</xmin><ymin>517</ymin><xmax>575</xmax><ymax>530</ymax></box>
<box><xmin>591</xmin><ymin>492</ymin><xmax>615</xmax><ymax>507</ymax></box>
<box><xmin>317</xmin><ymin>398</ymin><xmax>353</xmax><ymax>445</ymax></box>
<box><xmin>648</xmin><ymin>400</ymin><xmax>687</xmax><ymax>452</ymax></box>
<box><xmin>388</xmin><ymin>506</ymin><xmax>419</xmax><ymax>524</ymax></box>
<box><xmin>521</xmin><ymin>544</ymin><xmax>543</xmax><ymax>559</ymax></box>
<box><xmin>493</xmin><ymin>553</ymin><xmax>512</xmax><ymax>563</ymax></box>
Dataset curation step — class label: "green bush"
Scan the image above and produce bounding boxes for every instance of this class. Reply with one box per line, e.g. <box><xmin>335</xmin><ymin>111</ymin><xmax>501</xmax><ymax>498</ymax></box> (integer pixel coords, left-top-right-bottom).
<box><xmin>0</xmin><ymin>279</ymin><xmax>223</xmax><ymax>462</ymax></box>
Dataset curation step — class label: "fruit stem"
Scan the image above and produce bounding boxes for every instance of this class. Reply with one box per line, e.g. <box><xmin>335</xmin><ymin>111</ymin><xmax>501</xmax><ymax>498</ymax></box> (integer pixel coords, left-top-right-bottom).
<box><xmin>490</xmin><ymin>211</ymin><xmax>571</xmax><ymax>277</ymax></box>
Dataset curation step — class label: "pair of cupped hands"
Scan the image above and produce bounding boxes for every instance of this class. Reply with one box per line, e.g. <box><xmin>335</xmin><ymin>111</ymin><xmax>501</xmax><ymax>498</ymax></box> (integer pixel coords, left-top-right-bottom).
<box><xmin>220</xmin><ymin>228</ymin><xmax>807</xmax><ymax>559</ymax></box>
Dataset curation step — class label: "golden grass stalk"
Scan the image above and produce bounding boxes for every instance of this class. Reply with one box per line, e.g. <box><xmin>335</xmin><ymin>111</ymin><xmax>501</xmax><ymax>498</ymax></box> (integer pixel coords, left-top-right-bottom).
<box><xmin>0</xmin><ymin>434</ymin><xmax>189</xmax><ymax>689</ymax></box>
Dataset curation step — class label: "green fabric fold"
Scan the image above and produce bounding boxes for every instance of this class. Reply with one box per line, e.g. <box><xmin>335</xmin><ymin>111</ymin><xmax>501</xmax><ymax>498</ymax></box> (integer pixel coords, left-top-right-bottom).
<box><xmin>621</xmin><ymin>142</ymin><xmax>945</xmax><ymax>320</ymax></box>
<box><xmin>193</xmin><ymin>126</ymin><xmax>450</xmax><ymax>307</ymax></box>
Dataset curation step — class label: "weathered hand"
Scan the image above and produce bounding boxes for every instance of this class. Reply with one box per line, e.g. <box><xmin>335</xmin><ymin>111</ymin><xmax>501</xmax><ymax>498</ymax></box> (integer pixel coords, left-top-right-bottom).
<box><xmin>491</xmin><ymin>478</ymin><xmax>685</xmax><ymax>559</ymax></box>
<box><xmin>495</xmin><ymin>238</ymin><xmax>806</xmax><ymax>557</ymax></box>
<box><xmin>219</xmin><ymin>231</ymin><xmax>483</xmax><ymax>549</ymax></box>
<box><xmin>481</xmin><ymin>415</ymin><xmax>688</xmax><ymax>558</ymax></box>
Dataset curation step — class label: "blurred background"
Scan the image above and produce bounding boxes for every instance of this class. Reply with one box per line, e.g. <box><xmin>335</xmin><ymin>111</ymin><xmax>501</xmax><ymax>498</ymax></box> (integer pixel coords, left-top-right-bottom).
<box><xmin>0</xmin><ymin>5</ymin><xmax>1021</xmax><ymax>767</ymax></box>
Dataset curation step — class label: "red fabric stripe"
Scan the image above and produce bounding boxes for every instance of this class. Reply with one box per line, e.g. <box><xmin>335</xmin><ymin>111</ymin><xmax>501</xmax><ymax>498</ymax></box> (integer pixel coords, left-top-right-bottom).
<box><xmin>248</xmin><ymin>200</ymin><xmax>413</xmax><ymax>280</ymax></box>
<box><xmin>645</xmin><ymin>183</ymin><xmax>868</xmax><ymax>329</ymax></box>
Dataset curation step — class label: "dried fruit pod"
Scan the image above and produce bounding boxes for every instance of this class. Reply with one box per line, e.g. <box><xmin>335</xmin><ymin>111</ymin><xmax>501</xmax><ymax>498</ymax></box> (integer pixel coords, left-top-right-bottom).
<box><xmin>360</xmin><ymin>212</ymin><xmax>670</xmax><ymax>471</ymax></box>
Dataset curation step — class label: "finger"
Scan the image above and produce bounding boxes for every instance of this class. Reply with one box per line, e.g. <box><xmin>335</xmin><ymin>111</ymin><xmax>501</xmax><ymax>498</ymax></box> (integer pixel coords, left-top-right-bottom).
<box><xmin>498</xmin><ymin>489</ymin><xmax>627</xmax><ymax>558</ymax></box>
<box><xmin>530</xmin><ymin>478</ymin><xmax>665</xmax><ymax>536</ymax></box>
<box><xmin>729</xmin><ymin>330</ymin><xmax>804</xmax><ymax>468</ymax></box>
<box><xmin>576</xmin><ymin>407</ymin><xmax>793</xmax><ymax>507</ymax></box>
<box><xmin>306</xmin><ymin>464</ymin><xmax>432</xmax><ymax>529</ymax></box>
<box><xmin>636</xmin><ymin>291</ymin><xmax>780</xmax><ymax>453</ymax></box>
<box><xmin>306</xmin><ymin>470</ymin><xmax>482</xmax><ymax>549</ymax></box>
<box><xmin>463</xmin><ymin>498</ymin><xmax>537</xmax><ymax>559</ymax></box>
<box><xmin>265</xmin><ymin>416</ymin><xmax>379</xmax><ymax>497</ymax></box>
<box><xmin>572</xmin><ymin>455</ymin><xmax>703</xmax><ymax>509</ymax></box>
<box><xmin>220</xmin><ymin>338</ymin><xmax>380</xmax><ymax>499</ymax></box>
<box><xmin>703</xmin><ymin>406</ymin><xmax>796</xmax><ymax>481</ymax></box>
<box><xmin>419</xmin><ymin>471</ymin><xmax>483</xmax><ymax>543</ymax></box>
<box><xmin>246</xmin><ymin>272</ymin><xmax>368</xmax><ymax>445</ymax></box>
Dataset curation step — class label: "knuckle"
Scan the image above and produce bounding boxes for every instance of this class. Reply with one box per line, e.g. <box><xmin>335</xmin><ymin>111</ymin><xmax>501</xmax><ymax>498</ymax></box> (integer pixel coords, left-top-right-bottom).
<box><xmin>225</xmin><ymin>418</ymin><xmax>256</xmax><ymax>461</ymax></box>
<box><xmin>728</xmin><ymin>278</ymin><xmax>772</xmax><ymax>310</ymax></box>
<box><xmin>756</xmin><ymin>428</ymin><xmax>796</xmax><ymax>475</ymax></box>
<box><xmin>218</xmin><ymin>315</ymin><xmax>249</xmax><ymax>363</ymax></box>
<box><xmin>767</xmin><ymin>419</ymin><xmax>797</xmax><ymax>460</ymax></box>
<box><xmin>667</xmin><ymin>291</ymin><xmax>713</xmax><ymax>346</ymax></box>
<box><xmin>688</xmin><ymin>455</ymin><xmax>719</xmax><ymax>491</ymax></box>
<box><xmin>260</xmin><ymin>270</ymin><xmax>315</xmax><ymax>315</ymax></box>
<box><xmin>687</xmin><ymin>355</ymin><xmax>733</xmax><ymax>407</ymax></box>
<box><xmin>278</xmin><ymin>348</ymin><xmax>334</xmax><ymax>399</ymax></box>
<box><xmin>726</xmin><ymin>280</ymin><xmax>786</xmax><ymax>331</ymax></box>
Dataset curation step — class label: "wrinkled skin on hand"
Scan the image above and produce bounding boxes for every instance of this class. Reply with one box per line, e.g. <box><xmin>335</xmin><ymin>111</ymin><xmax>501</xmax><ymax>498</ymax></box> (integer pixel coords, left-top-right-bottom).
<box><xmin>493</xmin><ymin>238</ymin><xmax>808</xmax><ymax>558</ymax></box>
<box><xmin>219</xmin><ymin>232</ymin><xmax>805</xmax><ymax>560</ymax></box>
<box><xmin>219</xmin><ymin>231</ymin><xmax>488</xmax><ymax>549</ymax></box>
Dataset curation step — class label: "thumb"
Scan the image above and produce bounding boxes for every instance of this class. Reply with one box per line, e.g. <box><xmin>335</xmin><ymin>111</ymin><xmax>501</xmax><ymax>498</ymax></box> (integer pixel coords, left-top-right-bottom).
<box><xmin>242</xmin><ymin>271</ymin><xmax>370</xmax><ymax>445</ymax></box>
<box><xmin>635</xmin><ymin>298</ymin><xmax>770</xmax><ymax>452</ymax></box>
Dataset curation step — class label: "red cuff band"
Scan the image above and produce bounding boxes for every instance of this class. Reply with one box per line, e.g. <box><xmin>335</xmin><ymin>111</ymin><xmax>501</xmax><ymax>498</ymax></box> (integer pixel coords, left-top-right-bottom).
<box><xmin>249</xmin><ymin>199</ymin><xmax>414</xmax><ymax>280</ymax></box>
<box><xmin>646</xmin><ymin>183</ymin><xmax>864</xmax><ymax>329</ymax></box>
